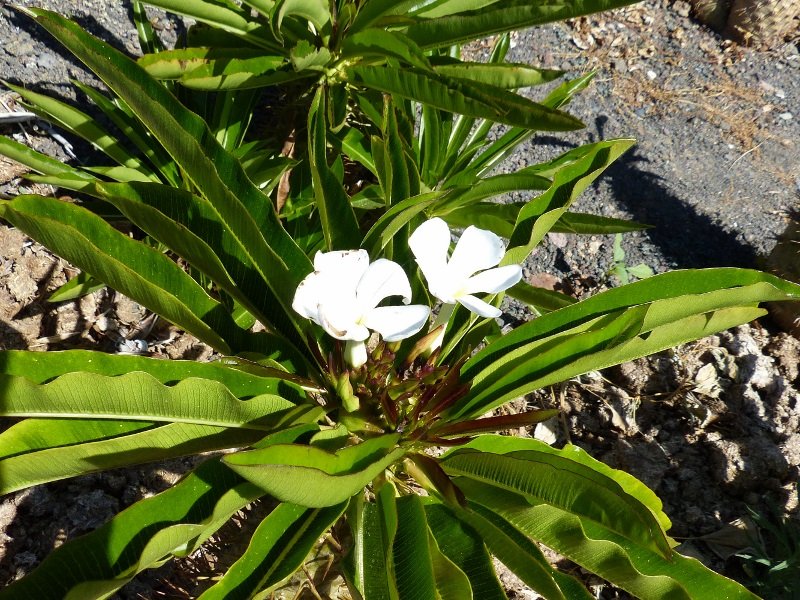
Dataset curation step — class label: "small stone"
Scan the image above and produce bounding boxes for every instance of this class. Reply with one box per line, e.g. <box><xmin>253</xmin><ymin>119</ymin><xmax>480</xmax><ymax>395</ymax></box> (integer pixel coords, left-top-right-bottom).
<box><xmin>778</xmin><ymin>112</ymin><xmax>793</xmax><ymax>121</ymax></box>
<box><xmin>36</xmin><ymin>53</ymin><xmax>56</xmax><ymax>70</ymax></box>
<box><xmin>646</xmin><ymin>69</ymin><xmax>658</xmax><ymax>80</ymax></box>
<box><xmin>674</xmin><ymin>0</ymin><xmax>691</xmax><ymax>17</ymax></box>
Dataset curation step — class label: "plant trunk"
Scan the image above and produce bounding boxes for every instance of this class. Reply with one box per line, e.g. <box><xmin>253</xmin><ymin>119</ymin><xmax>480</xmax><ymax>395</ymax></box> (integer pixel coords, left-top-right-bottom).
<box><xmin>691</xmin><ymin>0</ymin><xmax>732</xmax><ymax>30</ymax></box>
<box><xmin>725</xmin><ymin>0</ymin><xmax>800</xmax><ymax>46</ymax></box>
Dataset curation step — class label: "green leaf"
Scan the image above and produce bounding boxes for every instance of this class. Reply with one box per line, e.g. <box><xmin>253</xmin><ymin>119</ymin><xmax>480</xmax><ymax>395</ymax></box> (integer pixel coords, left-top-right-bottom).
<box><xmin>340</xmin><ymin>28</ymin><xmax>432</xmax><ymax>71</ymax></box>
<box><xmin>72</xmin><ymin>79</ymin><xmax>179</xmax><ymax>184</ymax></box>
<box><xmin>271</xmin><ymin>0</ymin><xmax>330</xmax><ymax>38</ymax></box>
<box><xmin>200</xmin><ymin>501</ymin><xmax>347</xmax><ymax>599</ymax></box>
<box><xmin>443</xmin><ymin>75</ymin><xmax>596</xmax><ymax>185</ymax></box>
<box><xmin>139</xmin><ymin>47</ymin><xmax>278</xmax><ymax>78</ymax></box>
<box><xmin>441</xmin><ymin>168</ymin><xmax>551</xmax><ymax>201</ymax></box>
<box><xmin>0</xmin><ymin>418</ymin><xmax>152</xmax><ymax>461</ymax></box>
<box><xmin>223</xmin><ymin>434</ymin><xmax>406</xmax><ymax>507</ymax></box>
<box><xmin>507</xmin><ymin>281</ymin><xmax>576</xmax><ymax>313</ymax></box>
<box><xmin>132</xmin><ymin>0</ymin><xmax>165</xmax><ymax>55</ymax></box>
<box><xmin>427</xmin><ymin>526</ymin><xmax>473</xmax><ymax>600</ymax></box>
<box><xmin>0</xmin><ymin>459</ymin><xmax>265</xmax><ymax>600</ymax></box>
<box><xmin>424</xmin><ymin>502</ymin><xmax>507</xmax><ymax>600</ymax></box>
<box><xmin>393</xmin><ymin>495</ymin><xmax>438</xmax><ymax>600</ymax></box>
<box><xmin>460</xmin><ymin>479</ymin><xmax>758</xmax><ymax>600</ymax></box>
<box><xmin>290</xmin><ymin>40</ymin><xmax>332</xmax><ymax>72</ymax></box>
<box><xmin>0</xmin><ymin>195</ymin><xmax>238</xmax><ymax>352</ymax></box>
<box><xmin>95</xmin><ymin>180</ymin><xmax>240</xmax><ymax>285</ymax></box>
<box><xmin>345</xmin><ymin>66</ymin><xmax>584</xmax><ymax>132</ymax></box>
<box><xmin>0</xmin><ymin>371</ymin><xmax>297</xmax><ymax>428</ymax></box>
<box><xmin>432</xmin><ymin>61</ymin><xmax>563</xmax><ymax>89</ymax></box>
<box><xmin>457</xmin><ymin>270</ymin><xmax>800</xmax><ymax>417</ymax></box>
<box><xmin>447</xmin><ymin>436</ymin><xmax>672</xmax><ymax>533</ymax></box>
<box><xmin>0</xmin><ymin>349</ymin><xmax>303</xmax><ymax>397</ymax></box>
<box><xmin>551</xmin><ymin>212</ymin><xmax>651</xmax><ymax>234</ymax></box>
<box><xmin>139</xmin><ymin>47</ymin><xmax>307</xmax><ymax>90</ymax></box>
<box><xmin>344</xmin><ymin>483</ymin><xmax>399</xmax><ymax>600</ymax></box>
<box><xmin>0</xmin><ymin>421</ymin><xmax>263</xmax><ymax>495</ymax></box>
<box><xmin>4</xmin><ymin>81</ymin><xmax>150</xmax><ymax>172</ymax></box>
<box><xmin>543</xmin><ymin>71</ymin><xmax>596</xmax><ymax>109</ymax></box>
<box><xmin>362</xmin><ymin>190</ymin><xmax>443</xmax><ymax>254</ymax></box>
<box><xmin>503</xmin><ymin>139</ymin><xmax>635</xmax><ymax>266</ymax></box>
<box><xmin>628</xmin><ymin>263</ymin><xmax>655</xmax><ymax>279</ymax></box>
<box><xmin>129</xmin><ymin>0</ymin><xmax>280</xmax><ymax>50</ymax></box>
<box><xmin>442</xmin><ymin>202</ymin><xmax>648</xmax><ymax>241</ymax></box>
<box><xmin>64</xmin><ymin>179</ymin><xmax>305</xmax><ymax>359</ymax></box>
<box><xmin>450</xmin><ymin>499</ymin><xmax>591</xmax><ymax>600</ymax></box>
<box><xmin>441</xmin><ymin>448</ymin><xmax>672</xmax><ymax>558</ymax></box>
<box><xmin>47</xmin><ymin>271</ymin><xmax>105</xmax><ymax>302</ymax></box>
<box><xmin>308</xmin><ymin>88</ymin><xmax>361</xmax><ymax>250</ymax></box>
<box><xmin>330</xmin><ymin>126</ymin><xmax>377</xmax><ymax>175</ymax></box>
<box><xmin>381</xmin><ymin>100</ymin><xmax>416</xmax><ymax>206</ymax></box>
<box><xmin>403</xmin><ymin>0</ymin><xmax>640</xmax><ymax>49</ymax></box>
<box><xmin>349</xmin><ymin>0</ymin><xmax>420</xmax><ymax>33</ymax></box>
<box><xmin>0</xmin><ymin>134</ymin><xmax>93</xmax><ymax>181</ymax></box>
<box><xmin>24</xmin><ymin>8</ymin><xmax>313</xmax><ymax>347</ymax></box>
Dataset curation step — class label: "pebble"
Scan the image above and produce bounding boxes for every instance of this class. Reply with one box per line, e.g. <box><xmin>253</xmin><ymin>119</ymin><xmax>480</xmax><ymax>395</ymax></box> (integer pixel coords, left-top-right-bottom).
<box><xmin>673</xmin><ymin>0</ymin><xmax>691</xmax><ymax>17</ymax></box>
<box><xmin>778</xmin><ymin>112</ymin><xmax>793</xmax><ymax>121</ymax></box>
<box><xmin>36</xmin><ymin>53</ymin><xmax>57</xmax><ymax>70</ymax></box>
<box><xmin>646</xmin><ymin>69</ymin><xmax>657</xmax><ymax>80</ymax></box>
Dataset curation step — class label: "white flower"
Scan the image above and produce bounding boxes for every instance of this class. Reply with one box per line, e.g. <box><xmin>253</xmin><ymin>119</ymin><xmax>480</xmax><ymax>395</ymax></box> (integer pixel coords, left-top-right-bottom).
<box><xmin>292</xmin><ymin>249</ymin><xmax>430</xmax><ymax>367</ymax></box>
<box><xmin>408</xmin><ymin>218</ymin><xmax>522</xmax><ymax>318</ymax></box>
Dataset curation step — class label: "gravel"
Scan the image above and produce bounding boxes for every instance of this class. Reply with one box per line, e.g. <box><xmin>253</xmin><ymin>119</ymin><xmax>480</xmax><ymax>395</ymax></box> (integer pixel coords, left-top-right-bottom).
<box><xmin>1</xmin><ymin>1</ymin><xmax>799</xmax><ymax>597</ymax></box>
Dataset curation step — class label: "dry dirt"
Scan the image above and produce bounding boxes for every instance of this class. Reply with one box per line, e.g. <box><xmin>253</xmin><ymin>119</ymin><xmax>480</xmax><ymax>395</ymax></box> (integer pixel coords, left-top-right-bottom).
<box><xmin>0</xmin><ymin>1</ymin><xmax>799</xmax><ymax>599</ymax></box>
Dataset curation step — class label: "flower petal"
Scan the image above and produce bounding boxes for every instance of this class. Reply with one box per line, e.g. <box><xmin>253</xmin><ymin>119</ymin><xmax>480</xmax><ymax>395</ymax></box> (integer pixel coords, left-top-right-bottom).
<box><xmin>447</xmin><ymin>226</ymin><xmax>506</xmax><ymax>281</ymax></box>
<box><xmin>318</xmin><ymin>294</ymin><xmax>368</xmax><ymax>341</ymax></box>
<box><xmin>314</xmin><ymin>249</ymin><xmax>369</xmax><ymax>292</ymax></box>
<box><xmin>355</xmin><ymin>259</ymin><xmax>412</xmax><ymax>313</ymax></box>
<box><xmin>464</xmin><ymin>264</ymin><xmax>523</xmax><ymax>295</ymax></box>
<box><xmin>408</xmin><ymin>217</ymin><xmax>451</xmax><ymax>284</ymax></box>
<box><xmin>344</xmin><ymin>340</ymin><xmax>368</xmax><ymax>369</ymax></box>
<box><xmin>292</xmin><ymin>271</ymin><xmax>325</xmax><ymax>324</ymax></box>
<box><xmin>363</xmin><ymin>305</ymin><xmax>430</xmax><ymax>342</ymax></box>
<box><xmin>457</xmin><ymin>294</ymin><xmax>502</xmax><ymax>318</ymax></box>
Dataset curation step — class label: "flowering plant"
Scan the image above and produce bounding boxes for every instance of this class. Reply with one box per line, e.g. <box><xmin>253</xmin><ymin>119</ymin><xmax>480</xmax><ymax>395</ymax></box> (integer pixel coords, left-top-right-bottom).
<box><xmin>0</xmin><ymin>3</ymin><xmax>795</xmax><ymax>599</ymax></box>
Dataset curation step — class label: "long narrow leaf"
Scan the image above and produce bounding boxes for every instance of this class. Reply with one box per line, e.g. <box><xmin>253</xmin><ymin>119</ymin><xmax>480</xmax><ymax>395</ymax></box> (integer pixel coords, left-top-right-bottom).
<box><xmin>308</xmin><ymin>88</ymin><xmax>360</xmax><ymax>250</ymax></box>
<box><xmin>503</xmin><ymin>139</ymin><xmax>635</xmax><ymax>266</ymax></box>
<box><xmin>449</xmin><ymin>501</ymin><xmax>591</xmax><ymax>600</ymax></box>
<box><xmin>0</xmin><ymin>349</ymin><xmax>301</xmax><ymax>397</ymax></box>
<box><xmin>0</xmin><ymin>195</ymin><xmax>237</xmax><ymax>352</ymax></box>
<box><xmin>24</xmin><ymin>8</ymin><xmax>313</xmax><ymax>349</ymax></box>
<box><xmin>424</xmin><ymin>502</ymin><xmax>507</xmax><ymax>600</ymax></box>
<box><xmin>432</xmin><ymin>62</ymin><xmax>563</xmax><ymax>89</ymax></box>
<box><xmin>223</xmin><ymin>434</ymin><xmax>405</xmax><ymax>507</ymax></box>
<box><xmin>460</xmin><ymin>479</ymin><xmax>758</xmax><ymax>600</ymax></box>
<box><xmin>441</xmin><ymin>449</ymin><xmax>672</xmax><ymax>557</ymax></box>
<box><xmin>346</xmin><ymin>66</ymin><xmax>584</xmax><ymax>132</ymax></box>
<box><xmin>4</xmin><ymin>81</ymin><xmax>151</xmax><ymax>173</ymax></box>
<box><xmin>457</xmin><ymin>271</ymin><xmax>800</xmax><ymax>417</ymax></box>
<box><xmin>200</xmin><ymin>501</ymin><xmax>347</xmax><ymax>599</ymax></box>
<box><xmin>0</xmin><ymin>371</ymin><xmax>297</xmax><ymax>428</ymax></box>
<box><xmin>131</xmin><ymin>0</ymin><xmax>281</xmax><ymax>50</ymax></box>
<box><xmin>403</xmin><ymin>0</ymin><xmax>640</xmax><ymax>49</ymax></box>
<box><xmin>0</xmin><ymin>460</ymin><xmax>265</xmax><ymax>600</ymax></box>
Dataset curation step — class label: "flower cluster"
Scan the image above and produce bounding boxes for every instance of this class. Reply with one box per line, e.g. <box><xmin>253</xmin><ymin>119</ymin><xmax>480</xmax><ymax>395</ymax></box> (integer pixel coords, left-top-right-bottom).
<box><xmin>292</xmin><ymin>218</ymin><xmax>522</xmax><ymax>368</ymax></box>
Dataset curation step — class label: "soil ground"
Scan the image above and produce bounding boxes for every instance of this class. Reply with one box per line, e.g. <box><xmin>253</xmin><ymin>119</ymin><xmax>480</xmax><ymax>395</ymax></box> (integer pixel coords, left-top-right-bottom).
<box><xmin>0</xmin><ymin>1</ymin><xmax>799</xmax><ymax>598</ymax></box>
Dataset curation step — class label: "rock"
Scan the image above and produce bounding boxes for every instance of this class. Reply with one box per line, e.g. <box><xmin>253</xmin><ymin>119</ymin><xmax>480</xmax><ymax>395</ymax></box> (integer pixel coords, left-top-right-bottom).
<box><xmin>674</xmin><ymin>0</ymin><xmax>692</xmax><ymax>17</ymax></box>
